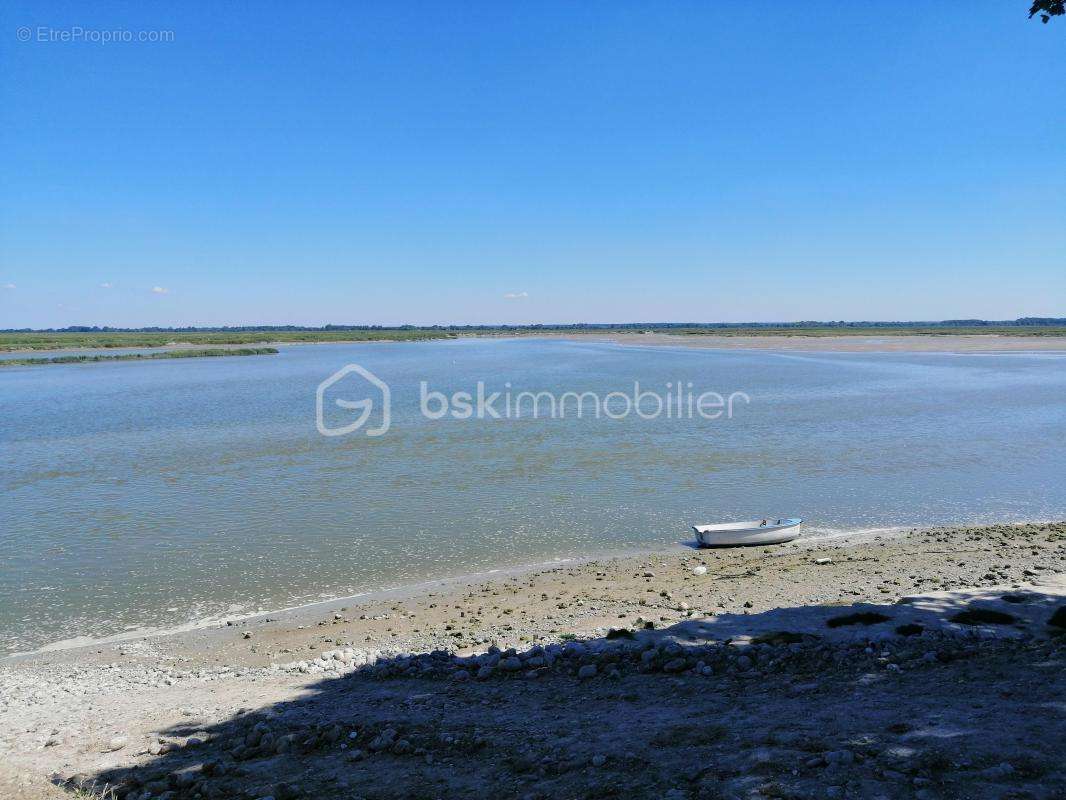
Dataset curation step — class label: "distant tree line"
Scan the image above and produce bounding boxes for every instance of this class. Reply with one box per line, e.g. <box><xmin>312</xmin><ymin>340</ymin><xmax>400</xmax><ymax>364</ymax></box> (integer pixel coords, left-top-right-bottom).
<box><xmin>4</xmin><ymin>319</ymin><xmax>1065</xmax><ymax>334</ymax></box>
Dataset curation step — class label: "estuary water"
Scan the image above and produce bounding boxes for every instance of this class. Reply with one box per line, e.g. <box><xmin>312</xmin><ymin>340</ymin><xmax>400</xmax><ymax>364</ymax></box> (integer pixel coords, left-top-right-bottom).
<box><xmin>3</xmin><ymin>338</ymin><xmax>1066</xmax><ymax>654</ymax></box>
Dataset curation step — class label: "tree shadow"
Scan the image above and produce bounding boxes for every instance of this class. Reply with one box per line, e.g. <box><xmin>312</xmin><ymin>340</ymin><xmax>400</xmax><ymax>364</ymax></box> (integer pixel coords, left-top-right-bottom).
<box><xmin>59</xmin><ymin>587</ymin><xmax>1065</xmax><ymax>800</ymax></box>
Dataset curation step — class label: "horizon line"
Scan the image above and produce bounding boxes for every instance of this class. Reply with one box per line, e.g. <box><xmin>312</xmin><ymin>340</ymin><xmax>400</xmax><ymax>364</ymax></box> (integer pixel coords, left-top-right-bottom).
<box><xmin>4</xmin><ymin>317</ymin><xmax>1066</xmax><ymax>334</ymax></box>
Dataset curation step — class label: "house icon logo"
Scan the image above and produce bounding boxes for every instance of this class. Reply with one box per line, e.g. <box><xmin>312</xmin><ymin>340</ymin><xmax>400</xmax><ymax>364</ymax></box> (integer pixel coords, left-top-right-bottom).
<box><xmin>315</xmin><ymin>363</ymin><xmax>391</xmax><ymax>437</ymax></box>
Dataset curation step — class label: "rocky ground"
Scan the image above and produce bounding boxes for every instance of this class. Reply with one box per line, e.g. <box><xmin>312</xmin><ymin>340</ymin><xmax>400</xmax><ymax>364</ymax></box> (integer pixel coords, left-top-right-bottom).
<box><xmin>1</xmin><ymin>522</ymin><xmax>1064</xmax><ymax>800</ymax></box>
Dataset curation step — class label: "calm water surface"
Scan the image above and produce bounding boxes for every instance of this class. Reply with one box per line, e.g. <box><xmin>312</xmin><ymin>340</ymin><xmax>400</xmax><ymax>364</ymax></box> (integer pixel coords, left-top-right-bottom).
<box><xmin>3</xmin><ymin>338</ymin><xmax>1066</xmax><ymax>653</ymax></box>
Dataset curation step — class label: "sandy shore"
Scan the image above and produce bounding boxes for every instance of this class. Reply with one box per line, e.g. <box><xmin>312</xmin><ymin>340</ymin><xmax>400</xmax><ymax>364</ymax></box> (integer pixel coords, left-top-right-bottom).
<box><xmin>2</xmin><ymin>521</ymin><xmax>1064</xmax><ymax>799</ymax></box>
<box><xmin>546</xmin><ymin>332</ymin><xmax>1066</xmax><ymax>353</ymax></box>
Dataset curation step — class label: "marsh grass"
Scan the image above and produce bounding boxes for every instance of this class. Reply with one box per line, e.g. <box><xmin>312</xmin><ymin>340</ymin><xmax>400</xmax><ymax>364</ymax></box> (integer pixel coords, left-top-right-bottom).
<box><xmin>4</xmin><ymin>323</ymin><xmax>1065</xmax><ymax>352</ymax></box>
<box><xmin>0</xmin><ymin>330</ymin><xmax>453</xmax><ymax>351</ymax></box>
<box><xmin>1</xmin><ymin>347</ymin><xmax>279</xmax><ymax>367</ymax></box>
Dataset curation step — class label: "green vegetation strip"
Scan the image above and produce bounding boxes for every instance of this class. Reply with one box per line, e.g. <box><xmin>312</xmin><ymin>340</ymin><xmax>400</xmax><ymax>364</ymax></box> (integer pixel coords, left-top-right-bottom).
<box><xmin>3</xmin><ymin>322</ymin><xmax>1066</xmax><ymax>351</ymax></box>
<box><xmin>0</xmin><ymin>330</ymin><xmax>454</xmax><ymax>351</ymax></box>
<box><xmin>0</xmin><ymin>347</ymin><xmax>279</xmax><ymax>367</ymax></box>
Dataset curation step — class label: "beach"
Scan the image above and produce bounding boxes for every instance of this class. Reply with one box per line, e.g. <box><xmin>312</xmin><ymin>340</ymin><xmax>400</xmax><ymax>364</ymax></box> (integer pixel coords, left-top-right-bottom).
<box><xmin>551</xmin><ymin>332</ymin><xmax>1066</xmax><ymax>353</ymax></box>
<box><xmin>2</xmin><ymin>521</ymin><xmax>1063</xmax><ymax>799</ymax></box>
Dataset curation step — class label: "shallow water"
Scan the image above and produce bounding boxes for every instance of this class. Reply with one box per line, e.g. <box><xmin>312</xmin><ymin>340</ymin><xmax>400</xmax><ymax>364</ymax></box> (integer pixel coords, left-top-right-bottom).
<box><xmin>2</xmin><ymin>338</ymin><xmax>1066</xmax><ymax>653</ymax></box>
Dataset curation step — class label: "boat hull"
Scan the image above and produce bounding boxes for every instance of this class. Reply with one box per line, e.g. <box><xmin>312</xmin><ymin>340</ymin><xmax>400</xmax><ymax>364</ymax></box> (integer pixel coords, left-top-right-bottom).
<box><xmin>692</xmin><ymin>519</ymin><xmax>802</xmax><ymax>548</ymax></box>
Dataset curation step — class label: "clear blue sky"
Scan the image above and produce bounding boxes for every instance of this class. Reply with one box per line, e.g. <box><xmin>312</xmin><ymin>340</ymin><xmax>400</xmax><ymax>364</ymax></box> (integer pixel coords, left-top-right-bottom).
<box><xmin>1</xmin><ymin>1</ymin><xmax>1063</xmax><ymax>328</ymax></box>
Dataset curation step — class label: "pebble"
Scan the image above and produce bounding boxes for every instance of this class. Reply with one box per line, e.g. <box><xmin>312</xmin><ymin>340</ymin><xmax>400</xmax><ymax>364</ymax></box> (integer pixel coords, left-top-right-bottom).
<box><xmin>105</xmin><ymin>735</ymin><xmax>127</xmax><ymax>752</ymax></box>
<box><xmin>692</xmin><ymin>565</ymin><xmax>708</xmax><ymax>576</ymax></box>
<box><xmin>825</xmin><ymin>749</ymin><xmax>855</xmax><ymax>766</ymax></box>
<box><xmin>577</xmin><ymin>664</ymin><xmax>597</xmax><ymax>679</ymax></box>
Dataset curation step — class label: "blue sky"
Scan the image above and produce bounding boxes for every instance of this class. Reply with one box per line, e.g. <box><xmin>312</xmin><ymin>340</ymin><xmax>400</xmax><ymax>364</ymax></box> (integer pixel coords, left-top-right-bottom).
<box><xmin>1</xmin><ymin>1</ymin><xmax>1063</xmax><ymax>327</ymax></box>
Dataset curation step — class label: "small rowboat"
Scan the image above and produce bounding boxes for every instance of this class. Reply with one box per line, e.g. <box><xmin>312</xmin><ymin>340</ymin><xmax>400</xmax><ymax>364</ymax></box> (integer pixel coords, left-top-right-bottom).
<box><xmin>692</xmin><ymin>518</ymin><xmax>803</xmax><ymax>547</ymax></box>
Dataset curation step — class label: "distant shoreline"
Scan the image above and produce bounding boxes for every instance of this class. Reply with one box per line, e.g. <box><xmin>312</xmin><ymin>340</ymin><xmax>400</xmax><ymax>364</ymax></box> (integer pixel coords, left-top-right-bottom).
<box><xmin>0</xmin><ymin>347</ymin><xmax>279</xmax><ymax>367</ymax></box>
<box><xmin>5</xmin><ymin>329</ymin><xmax>1066</xmax><ymax>355</ymax></box>
<box><xmin>554</xmin><ymin>331</ymin><xmax>1066</xmax><ymax>353</ymax></box>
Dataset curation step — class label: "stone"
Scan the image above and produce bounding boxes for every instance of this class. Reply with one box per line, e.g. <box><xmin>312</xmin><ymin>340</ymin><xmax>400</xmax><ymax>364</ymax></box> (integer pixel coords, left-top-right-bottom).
<box><xmin>105</xmin><ymin>735</ymin><xmax>128</xmax><ymax>752</ymax></box>
<box><xmin>368</xmin><ymin>728</ymin><xmax>398</xmax><ymax>752</ymax></box>
<box><xmin>825</xmin><ymin>749</ymin><xmax>855</xmax><ymax>766</ymax></box>
<box><xmin>577</xmin><ymin>664</ymin><xmax>597</xmax><ymax>679</ymax></box>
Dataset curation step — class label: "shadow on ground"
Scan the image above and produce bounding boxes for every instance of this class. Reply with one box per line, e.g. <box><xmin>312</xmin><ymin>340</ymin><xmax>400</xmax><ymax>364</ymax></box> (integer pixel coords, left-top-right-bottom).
<box><xmin>65</xmin><ymin>590</ymin><xmax>1066</xmax><ymax>800</ymax></box>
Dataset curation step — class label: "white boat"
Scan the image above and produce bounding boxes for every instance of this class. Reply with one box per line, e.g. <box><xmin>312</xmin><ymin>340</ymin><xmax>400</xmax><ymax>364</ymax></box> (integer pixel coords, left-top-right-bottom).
<box><xmin>692</xmin><ymin>517</ymin><xmax>803</xmax><ymax>547</ymax></box>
